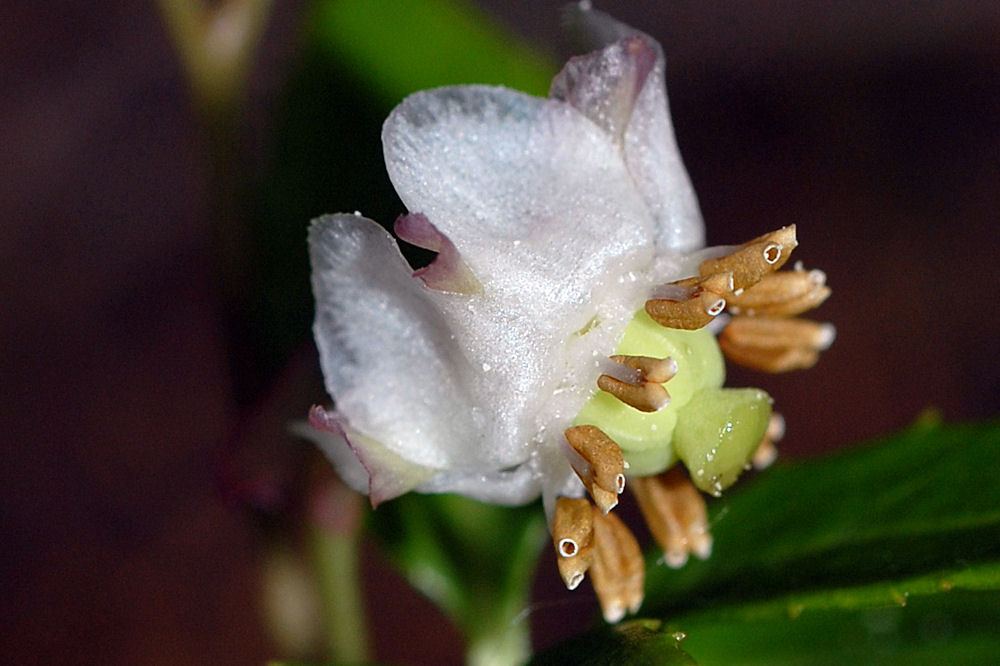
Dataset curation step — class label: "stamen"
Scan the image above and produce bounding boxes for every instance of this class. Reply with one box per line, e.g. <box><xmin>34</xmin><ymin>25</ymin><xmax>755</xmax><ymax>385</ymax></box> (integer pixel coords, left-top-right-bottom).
<box><xmin>645</xmin><ymin>290</ymin><xmax>727</xmax><ymax>330</ymax></box>
<box><xmin>722</xmin><ymin>316</ymin><xmax>836</xmax><ymax>351</ymax></box>
<box><xmin>719</xmin><ymin>342</ymin><xmax>820</xmax><ymax>373</ymax></box>
<box><xmin>674</xmin><ymin>271</ymin><xmax>735</xmax><ymax>295</ymax></box>
<box><xmin>597</xmin><ymin>374</ymin><xmax>670</xmax><ymax>412</ymax></box>
<box><xmin>552</xmin><ymin>497</ymin><xmax>594</xmax><ymax>590</ymax></box>
<box><xmin>699</xmin><ymin>225</ymin><xmax>797</xmax><ymax>291</ymax></box>
<box><xmin>727</xmin><ymin>267</ymin><xmax>830</xmax><ymax>316</ymax></box>
<box><xmin>589</xmin><ymin>507</ymin><xmax>645</xmax><ymax>622</ymax></box>
<box><xmin>752</xmin><ymin>412</ymin><xmax>784</xmax><ymax>470</ymax></box>
<box><xmin>609</xmin><ymin>354</ymin><xmax>678</xmax><ymax>383</ymax></box>
<box><xmin>720</xmin><ymin>316</ymin><xmax>835</xmax><ymax>371</ymax></box>
<box><xmin>630</xmin><ymin>468</ymin><xmax>712</xmax><ymax>569</ymax></box>
<box><xmin>565</xmin><ymin>425</ymin><xmax>627</xmax><ymax>514</ymax></box>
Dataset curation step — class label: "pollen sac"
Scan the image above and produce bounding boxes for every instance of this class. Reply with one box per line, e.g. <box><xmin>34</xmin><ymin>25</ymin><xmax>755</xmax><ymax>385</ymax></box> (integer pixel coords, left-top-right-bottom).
<box><xmin>589</xmin><ymin>507</ymin><xmax>644</xmax><ymax>623</ymax></box>
<box><xmin>564</xmin><ymin>425</ymin><xmax>626</xmax><ymax>513</ymax></box>
<box><xmin>699</xmin><ymin>225</ymin><xmax>797</xmax><ymax>291</ymax></box>
<box><xmin>719</xmin><ymin>316</ymin><xmax>836</xmax><ymax>373</ymax></box>
<box><xmin>552</xmin><ymin>497</ymin><xmax>595</xmax><ymax>590</ymax></box>
<box><xmin>645</xmin><ymin>272</ymin><xmax>732</xmax><ymax>330</ymax></box>
<box><xmin>726</xmin><ymin>265</ymin><xmax>830</xmax><ymax>317</ymax></box>
<box><xmin>630</xmin><ymin>468</ymin><xmax>712</xmax><ymax>568</ymax></box>
<box><xmin>596</xmin><ymin>354</ymin><xmax>673</xmax><ymax>413</ymax></box>
<box><xmin>752</xmin><ymin>412</ymin><xmax>785</xmax><ymax>470</ymax></box>
<box><xmin>610</xmin><ymin>354</ymin><xmax>678</xmax><ymax>384</ymax></box>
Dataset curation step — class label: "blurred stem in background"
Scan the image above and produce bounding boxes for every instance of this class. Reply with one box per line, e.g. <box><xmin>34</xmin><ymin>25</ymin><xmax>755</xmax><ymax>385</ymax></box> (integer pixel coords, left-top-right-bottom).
<box><xmin>157</xmin><ymin>2</ymin><xmax>373</xmax><ymax>663</ymax></box>
<box><xmin>158</xmin><ymin>0</ymin><xmax>276</xmax><ymax>404</ymax></box>
<box><xmin>308</xmin><ymin>474</ymin><xmax>371</xmax><ymax>663</ymax></box>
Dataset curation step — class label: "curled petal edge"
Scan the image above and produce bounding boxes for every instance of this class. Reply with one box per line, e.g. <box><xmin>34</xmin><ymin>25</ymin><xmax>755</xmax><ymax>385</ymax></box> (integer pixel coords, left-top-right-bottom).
<box><xmin>308</xmin><ymin>405</ymin><xmax>435</xmax><ymax>506</ymax></box>
<box><xmin>394</xmin><ymin>212</ymin><xmax>483</xmax><ymax>294</ymax></box>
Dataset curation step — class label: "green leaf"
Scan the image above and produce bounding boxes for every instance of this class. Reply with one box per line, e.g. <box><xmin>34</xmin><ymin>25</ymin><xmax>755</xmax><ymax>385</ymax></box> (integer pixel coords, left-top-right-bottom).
<box><xmin>542</xmin><ymin>419</ymin><xmax>1000</xmax><ymax>663</ymax></box>
<box><xmin>531</xmin><ymin>619</ymin><xmax>696</xmax><ymax>665</ymax></box>
<box><xmin>644</xmin><ymin>418</ymin><xmax>1000</xmax><ymax>612</ymax></box>
<box><xmin>671</xmin><ymin>583</ymin><xmax>1000</xmax><ymax>665</ymax></box>
<box><xmin>308</xmin><ymin>0</ymin><xmax>557</xmax><ymax>102</ymax></box>
<box><xmin>369</xmin><ymin>494</ymin><xmax>548</xmax><ymax>665</ymax></box>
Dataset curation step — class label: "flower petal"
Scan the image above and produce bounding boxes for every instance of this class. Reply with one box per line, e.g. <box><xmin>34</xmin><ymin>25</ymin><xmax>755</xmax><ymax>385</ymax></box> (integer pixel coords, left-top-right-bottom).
<box><xmin>306</xmin><ymin>405</ymin><xmax>434</xmax><ymax>506</ymax></box>
<box><xmin>558</xmin><ymin>4</ymin><xmax>705</xmax><ymax>252</ymax></box>
<box><xmin>550</xmin><ymin>34</ymin><xmax>657</xmax><ymax>145</ymax></box>
<box><xmin>394</xmin><ymin>212</ymin><xmax>482</xmax><ymax>294</ymax></box>
<box><xmin>309</xmin><ymin>214</ymin><xmax>488</xmax><ymax>473</ymax></box>
<box><xmin>382</xmin><ymin>84</ymin><xmax>656</xmax><ymax>313</ymax></box>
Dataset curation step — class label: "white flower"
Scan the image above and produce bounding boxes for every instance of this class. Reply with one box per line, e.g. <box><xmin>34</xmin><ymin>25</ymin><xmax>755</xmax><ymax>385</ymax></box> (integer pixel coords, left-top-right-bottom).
<box><xmin>305</xmin><ymin>6</ymin><xmax>832</xmax><ymax>622</ymax></box>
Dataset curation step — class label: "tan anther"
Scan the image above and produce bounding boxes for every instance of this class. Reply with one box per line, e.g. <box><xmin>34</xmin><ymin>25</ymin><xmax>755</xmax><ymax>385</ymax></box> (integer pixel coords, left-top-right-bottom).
<box><xmin>589</xmin><ymin>507</ymin><xmax>645</xmax><ymax>622</ymax></box>
<box><xmin>700</xmin><ymin>225</ymin><xmax>797</xmax><ymax>291</ymax></box>
<box><xmin>720</xmin><ymin>343</ymin><xmax>820</xmax><ymax>373</ymax></box>
<box><xmin>722</xmin><ymin>316</ymin><xmax>835</xmax><ymax>350</ymax></box>
<box><xmin>727</xmin><ymin>266</ymin><xmax>831</xmax><ymax>317</ymax></box>
<box><xmin>552</xmin><ymin>497</ymin><xmax>594</xmax><ymax>590</ymax></box>
<box><xmin>597</xmin><ymin>374</ymin><xmax>670</xmax><ymax>413</ymax></box>
<box><xmin>565</xmin><ymin>426</ymin><xmax>626</xmax><ymax>514</ymax></box>
<box><xmin>752</xmin><ymin>413</ymin><xmax>784</xmax><ymax>470</ymax></box>
<box><xmin>645</xmin><ymin>288</ymin><xmax>727</xmax><ymax>330</ymax></box>
<box><xmin>630</xmin><ymin>468</ymin><xmax>712</xmax><ymax>569</ymax></box>
<box><xmin>609</xmin><ymin>354</ymin><xmax>678</xmax><ymax>384</ymax></box>
<box><xmin>674</xmin><ymin>271</ymin><xmax>734</xmax><ymax>295</ymax></box>
<box><xmin>720</xmin><ymin>316</ymin><xmax>835</xmax><ymax>373</ymax></box>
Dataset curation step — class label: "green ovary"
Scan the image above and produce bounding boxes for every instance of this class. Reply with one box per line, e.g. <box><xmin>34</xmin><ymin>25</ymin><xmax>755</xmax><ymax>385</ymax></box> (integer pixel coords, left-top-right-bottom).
<box><xmin>574</xmin><ymin>309</ymin><xmax>772</xmax><ymax>491</ymax></box>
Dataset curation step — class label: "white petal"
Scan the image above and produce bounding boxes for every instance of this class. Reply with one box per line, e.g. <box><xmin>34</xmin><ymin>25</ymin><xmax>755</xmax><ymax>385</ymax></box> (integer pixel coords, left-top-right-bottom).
<box><xmin>382</xmin><ymin>85</ymin><xmax>656</xmax><ymax>312</ymax></box>
<box><xmin>417</xmin><ymin>466</ymin><xmax>541</xmax><ymax>506</ymax></box>
<box><xmin>383</xmin><ymin>86</ymin><xmax>672</xmax><ymax>480</ymax></box>
<box><xmin>309</xmin><ymin>214</ymin><xmax>487</xmax><ymax>472</ymax></box>
<box><xmin>558</xmin><ymin>4</ymin><xmax>705</xmax><ymax>251</ymax></box>
<box><xmin>623</xmin><ymin>49</ymin><xmax>704</xmax><ymax>252</ymax></box>
<box><xmin>304</xmin><ymin>405</ymin><xmax>435</xmax><ymax>505</ymax></box>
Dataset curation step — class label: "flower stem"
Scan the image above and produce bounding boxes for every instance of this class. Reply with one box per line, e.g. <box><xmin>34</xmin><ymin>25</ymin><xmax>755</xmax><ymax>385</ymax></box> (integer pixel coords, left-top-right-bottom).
<box><xmin>156</xmin><ymin>0</ymin><xmax>274</xmax><ymax>117</ymax></box>
<box><xmin>309</xmin><ymin>480</ymin><xmax>371</xmax><ymax>664</ymax></box>
<box><xmin>466</xmin><ymin>617</ymin><xmax>531</xmax><ymax>666</ymax></box>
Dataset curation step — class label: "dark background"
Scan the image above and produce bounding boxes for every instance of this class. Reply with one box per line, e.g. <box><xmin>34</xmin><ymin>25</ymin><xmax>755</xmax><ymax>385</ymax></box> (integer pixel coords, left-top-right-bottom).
<box><xmin>3</xmin><ymin>1</ymin><xmax>998</xmax><ymax>663</ymax></box>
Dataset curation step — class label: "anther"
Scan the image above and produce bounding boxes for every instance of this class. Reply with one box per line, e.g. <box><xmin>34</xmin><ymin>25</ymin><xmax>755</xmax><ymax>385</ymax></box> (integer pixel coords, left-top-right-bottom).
<box><xmin>597</xmin><ymin>374</ymin><xmax>670</xmax><ymax>413</ymax></box>
<box><xmin>727</xmin><ymin>267</ymin><xmax>830</xmax><ymax>316</ymax></box>
<box><xmin>699</xmin><ymin>225</ymin><xmax>797</xmax><ymax>291</ymax></box>
<box><xmin>752</xmin><ymin>413</ymin><xmax>784</xmax><ymax>470</ymax></box>
<box><xmin>722</xmin><ymin>316</ymin><xmax>836</xmax><ymax>351</ymax></box>
<box><xmin>645</xmin><ymin>292</ymin><xmax>726</xmax><ymax>330</ymax></box>
<box><xmin>565</xmin><ymin>425</ymin><xmax>626</xmax><ymax>513</ymax></box>
<box><xmin>589</xmin><ymin>507</ymin><xmax>645</xmax><ymax>622</ymax></box>
<box><xmin>552</xmin><ymin>497</ymin><xmax>595</xmax><ymax>590</ymax></box>
<box><xmin>630</xmin><ymin>468</ymin><xmax>712</xmax><ymax>569</ymax></box>
<box><xmin>720</xmin><ymin>316</ymin><xmax>834</xmax><ymax>372</ymax></box>
<box><xmin>719</xmin><ymin>343</ymin><xmax>820</xmax><ymax>373</ymax></box>
<box><xmin>609</xmin><ymin>354</ymin><xmax>678</xmax><ymax>383</ymax></box>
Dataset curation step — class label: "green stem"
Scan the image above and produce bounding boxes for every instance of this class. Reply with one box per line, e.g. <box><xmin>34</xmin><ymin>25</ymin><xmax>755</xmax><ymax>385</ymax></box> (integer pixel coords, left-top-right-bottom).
<box><xmin>157</xmin><ymin>0</ymin><xmax>277</xmax><ymax>403</ymax></box>
<box><xmin>309</xmin><ymin>487</ymin><xmax>371</xmax><ymax>664</ymax></box>
<box><xmin>156</xmin><ymin>0</ymin><xmax>274</xmax><ymax>116</ymax></box>
<box><xmin>466</xmin><ymin>616</ymin><xmax>531</xmax><ymax>666</ymax></box>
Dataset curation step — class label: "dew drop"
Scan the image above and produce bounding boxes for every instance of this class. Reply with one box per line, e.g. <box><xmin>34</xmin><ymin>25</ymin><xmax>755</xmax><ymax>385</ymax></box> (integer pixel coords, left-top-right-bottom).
<box><xmin>710</xmin><ymin>475</ymin><xmax>723</xmax><ymax>497</ymax></box>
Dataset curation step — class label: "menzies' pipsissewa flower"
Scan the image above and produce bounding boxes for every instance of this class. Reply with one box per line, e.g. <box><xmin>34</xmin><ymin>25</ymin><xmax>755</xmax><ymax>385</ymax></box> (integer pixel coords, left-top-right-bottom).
<box><xmin>304</xmin><ymin>6</ymin><xmax>833</xmax><ymax>623</ymax></box>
